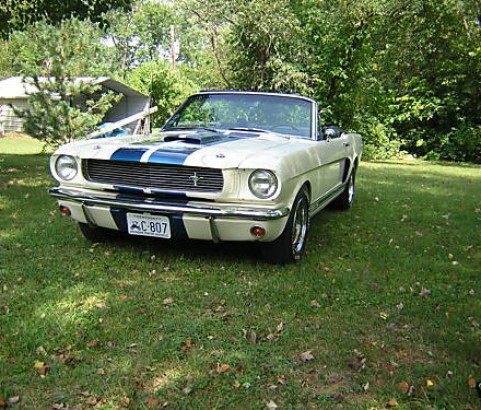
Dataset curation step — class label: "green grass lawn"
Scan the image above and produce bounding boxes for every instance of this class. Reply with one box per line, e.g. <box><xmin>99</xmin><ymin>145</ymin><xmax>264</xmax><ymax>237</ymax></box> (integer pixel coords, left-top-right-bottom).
<box><xmin>1</xmin><ymin>136</ymin><xmax>480</xmax><ymax>409</ymax></box>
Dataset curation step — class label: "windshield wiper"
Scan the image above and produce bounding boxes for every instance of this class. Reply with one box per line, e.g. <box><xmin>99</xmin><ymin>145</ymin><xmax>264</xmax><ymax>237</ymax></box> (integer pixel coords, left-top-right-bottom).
<box><xmin>228</xmin><ymin>127</ymin><xmax>270</xmax><ymax>133</ymax></box>
<box><xmin>164</xmin><ymin>126</ymin><xmax>221</xmax><ymax>133</ymax></box>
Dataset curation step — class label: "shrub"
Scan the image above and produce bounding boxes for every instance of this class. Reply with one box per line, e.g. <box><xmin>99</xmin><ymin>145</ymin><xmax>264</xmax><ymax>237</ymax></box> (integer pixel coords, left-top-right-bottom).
<box><xmin>427</xmin><ymin>126</ymin><xmax>481</xmax><ymax>163</ymax></box>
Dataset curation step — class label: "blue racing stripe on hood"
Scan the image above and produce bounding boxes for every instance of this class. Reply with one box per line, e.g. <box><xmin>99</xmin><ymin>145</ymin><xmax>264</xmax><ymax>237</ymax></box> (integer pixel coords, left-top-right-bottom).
<box><xmin>147</xmin><ymin>134</ymin><xmax>237</xmax><ymax>165</ymax></box>
<box><xmin>111</xmin><ymin>148</ymin><xmax>148</xmax><ymax>162</ymax></box>
<box><xmin>148</xmin><ymin>148</ymin><xmax>195</xmax><ymax>165</ymax></box>
<box><xmin>112</xmin><ymin>133</ymin><xmax>242</xmax><ymax>165</ymax></box>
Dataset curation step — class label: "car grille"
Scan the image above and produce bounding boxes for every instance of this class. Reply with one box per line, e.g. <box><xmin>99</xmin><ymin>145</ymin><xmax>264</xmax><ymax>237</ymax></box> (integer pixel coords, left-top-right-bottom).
<box><xmin>82</xmin><ymin>159</ymin><xmax>224</xmax><ymax>193</ymax></box>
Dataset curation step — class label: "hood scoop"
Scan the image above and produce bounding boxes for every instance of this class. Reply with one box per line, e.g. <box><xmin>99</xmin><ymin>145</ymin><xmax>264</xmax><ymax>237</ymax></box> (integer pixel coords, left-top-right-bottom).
<box><xmin>163</xmin><ymin>133</ymin><xmax>225</xmax><ymax>145</ymax></box>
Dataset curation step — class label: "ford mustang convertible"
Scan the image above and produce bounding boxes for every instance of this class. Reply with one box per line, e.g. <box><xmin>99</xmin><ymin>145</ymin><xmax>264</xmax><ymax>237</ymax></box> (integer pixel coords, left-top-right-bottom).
<box><xmin>49</xmin><ymin>91</ymin><xmax>362</xmax><ymax>264</ymax></box>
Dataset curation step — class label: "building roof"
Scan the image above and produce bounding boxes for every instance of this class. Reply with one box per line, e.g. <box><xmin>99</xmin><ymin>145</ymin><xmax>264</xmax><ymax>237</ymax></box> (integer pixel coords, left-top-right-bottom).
<box><xmin>0</xmin><ymin>76</ymin><xmax>148</xmax><ymax>99</ymax></box>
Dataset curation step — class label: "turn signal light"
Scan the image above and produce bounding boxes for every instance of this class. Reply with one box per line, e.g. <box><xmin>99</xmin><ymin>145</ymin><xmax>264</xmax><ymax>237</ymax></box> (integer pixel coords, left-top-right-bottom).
<box><xmin>59</xmin><ymin>206</ymin><xmax>71</xmax><ymax>216</ymax></box>
<box><xmin>250</xmin><ymin>226</ymin><xmax>266</xmax><ymax>238</ymax></box>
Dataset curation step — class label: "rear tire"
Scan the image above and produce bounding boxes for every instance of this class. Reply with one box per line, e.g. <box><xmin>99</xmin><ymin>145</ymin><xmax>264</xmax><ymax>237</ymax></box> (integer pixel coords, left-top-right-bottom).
<box><xmin>261</xmin><ymin>187</ymin><xmax>310</xmax><ymax>264</ymax></box>
<box><xmin>331</xmin><ymin>169</ymin><xmax>355</xmax><ymax>210</ymax></box>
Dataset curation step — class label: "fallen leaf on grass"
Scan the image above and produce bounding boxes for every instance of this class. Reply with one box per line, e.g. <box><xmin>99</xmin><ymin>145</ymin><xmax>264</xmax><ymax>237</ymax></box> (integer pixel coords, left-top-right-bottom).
<box><xmin>34</xmin><ymin>360</ymin><xmax>48</xmax><ymax>376</ymax></box>
<box><xmin>210</xmin><ymin>362</ymin><xmax>231</xmax><ymax>375</ymax></box>
<box><xmin>216</xmin><ymin>363</ymin><xmax>231</xmax><ymax>373</ymax></box>
<box><xmin>310</xmin><ymin>300</ymin><xmax>321</xmax><ymax>308</ymax></box>
<box><xmin>144</xmin><ymin>397</ymin><xmax>159</xmax><ymax>408</ymax></box>
<box><xmin>300</xmin><ymin>351</ymin><xmax>315</xmax><ymax>362</ymax></box>
<box><xmin>419</xmin><ymin>287</ymin><xmax>431</xmax><ymax>297</ymax></box>
<box><xmin>8</xmin><ymin>396</ymin><xmax>20</xmax><ymax>406</ymax></box>
<box><xmin>277</xmin><ymin>375</ymin><xmax>286</xmax><ymax>385</ymax></box>
<box><xmin>242</xmin><ymin>328</ymin><xmax>258</xmax><ymax>344</ymax></box>
<box><xmin>386</xmin><ymin>398</ymin><xmax>398</xmax><ymax>408</ymax></box>
<box><xmin>266</xmin><ymin>400</ymin><xmax>279</xmax><ymax>410</ymax></box>
<box><xmin>347</xmin><ymin>349</ymin><xmax>366</xmax><ymax>372</ymax></box>
<box><xmin>182</xmin><ymin>386</ymin><xmax>193</xmax><ymax>395</ymax></box>
<box><xmin>36</xmin><ymin>346</ymin><xmax>47</xmax><ymax>355</ymax></box>
<box><xmin>249</xmin><ymin>329</ymin><xmax>257</xmax><ymax>345</ymax></box>
<box><xmin>397</xmin><ymin>380</ymin><xmax>411</xmax><ymax>395</ymax></box>
<box><xmin>120</xmin><ymin>396</ymin><xmax>130</xmax><ymax>408</ymax></box>
<box><xmin>468</xmin><ymin>376</ymin><xmax>477</xmax><ymax>389</ymax></box>
<box><xmin>86</xmin><ymin>339</ymin><xmax>100</xmax><ymax>348</ymax></box>
<box><xmin>214</xmin><ymin>305</ymin><xmax>225</xmax><ymax>313</ymax></box>
<box><xmin>401</xmin><ymin>214</ymin><xmax>411</xmax><ymax>222</ymax></box>
<box><xmin>266</xmin><ymin>333</ymin><xmax>278</xmax><ymax>341</ymax></box>
<box><xmin>51</xmin><ymin>353</ymin><xmax>75</xmax><ymax>365</ymax></box>
<box><xmin>276</xmin><ymin>321</ymin><xmax>284</xmax><ymax>333</ymax></box>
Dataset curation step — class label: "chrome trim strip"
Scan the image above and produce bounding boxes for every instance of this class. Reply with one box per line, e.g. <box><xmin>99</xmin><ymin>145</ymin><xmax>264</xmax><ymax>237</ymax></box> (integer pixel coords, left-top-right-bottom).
<box><xmin>309</xmin><ymin>184</ymin><xmax>345</xmax><ymax>214</ymax></box>
<box><xmin>49</xmin><ymin>187</ymin><xmax>289</xmax><ymax>221</ymax></box>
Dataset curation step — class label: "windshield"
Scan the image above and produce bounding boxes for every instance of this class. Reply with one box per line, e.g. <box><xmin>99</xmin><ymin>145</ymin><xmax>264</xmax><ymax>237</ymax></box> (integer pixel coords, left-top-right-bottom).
<box><xmin>163</xmin><ymin>93</ymin><xmax>313</xmax><ymax>138</ymax></box>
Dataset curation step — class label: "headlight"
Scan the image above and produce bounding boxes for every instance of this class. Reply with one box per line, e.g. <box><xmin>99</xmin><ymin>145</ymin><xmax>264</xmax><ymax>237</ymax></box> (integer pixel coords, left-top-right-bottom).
<box><xmin>55</xmin><ymin>155</ymin><xmax>78</xmax><ymax>181</ymax></box>
<box><xmin>249</xmin><ymin>169</ymin><xmax>278</xmax><ymax>199</ymax></box>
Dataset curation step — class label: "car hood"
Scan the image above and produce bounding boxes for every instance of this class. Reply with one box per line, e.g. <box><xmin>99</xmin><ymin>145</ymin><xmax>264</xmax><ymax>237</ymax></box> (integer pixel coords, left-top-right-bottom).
<box><xmin>56</xmin><ymin>130</ymin><xmax>294</xmax><ymax>169</ymax></box>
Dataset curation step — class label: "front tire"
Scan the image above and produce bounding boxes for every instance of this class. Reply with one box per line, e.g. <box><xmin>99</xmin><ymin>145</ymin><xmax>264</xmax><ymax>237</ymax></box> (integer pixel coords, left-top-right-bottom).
<box><xmin>78</xmin><ymin>222</ymin><xmax>118</xmax><ymax>242</ymax></box>
<box><xmin>261</xmin><ymin>187</ymin><xmax>310</xmax><ymax>264</ymax></box>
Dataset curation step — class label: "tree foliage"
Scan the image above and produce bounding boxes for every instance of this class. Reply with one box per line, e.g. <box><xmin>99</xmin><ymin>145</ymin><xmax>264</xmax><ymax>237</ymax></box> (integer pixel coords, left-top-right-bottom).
<box><xmin>10</xmin><ymin>18</ymin><xmax>120</xmax><ymax>149</ymax></box>
<box><xmin>8</xmin><ymin>18</ymin><xmax>115</xmax><ymax>77</ymax></box>
<box><xmin>0</xmin><ymin>0</ymin><xmax>132</xmax><ymax>38</ymax></box>
<box><xmin>102</xmin><ymin>1</ymin><xmax>175</xmax><ymax>74</ymax></box>
<box><xmin>126</xmin><ymin>59</ymin><xmax>197</xmax><ymax>127</ymax></box>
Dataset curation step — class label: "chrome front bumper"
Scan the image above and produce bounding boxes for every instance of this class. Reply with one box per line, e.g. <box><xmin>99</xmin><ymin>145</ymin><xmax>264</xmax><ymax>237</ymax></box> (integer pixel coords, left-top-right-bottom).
<box><xmin>49</xmin><ymin>187</ymin><xmax>290</xmax><ymax>221</ymax></box>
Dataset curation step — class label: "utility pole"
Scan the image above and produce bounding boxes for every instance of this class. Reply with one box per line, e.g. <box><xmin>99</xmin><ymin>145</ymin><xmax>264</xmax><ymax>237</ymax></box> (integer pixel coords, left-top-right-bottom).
<box><xmin>170</xmin><ymin>25</ymin><xmax>176</xmax><ymax>71</ymax></box>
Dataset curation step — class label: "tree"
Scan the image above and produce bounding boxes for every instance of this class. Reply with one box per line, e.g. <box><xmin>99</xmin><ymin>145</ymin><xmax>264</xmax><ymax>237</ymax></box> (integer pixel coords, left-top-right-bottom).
<box><xmin>8</xmin><ymin>18</ymin><xmax>116</xmax><ymax>77</ymax></box>
<box><xmin>126</xmin><ymin>59</ymin><xmax>197</xmax><ymax>127</ymax></box>
<box><xmin>0</xmin><ymin>0</ymin><xmax>132</xmax><ymax>38</ymax></box>
<box><xmin>102</xmin><ymin>1</ymin><xmax>175</xmax><ymax>74</ymax></box>
<box><xmin>11</xmin><ymin>18</ymin><xmax>120</xmax><ymax>149</ymax></box>
<box><xmin>370</xmin><ymin>0</ymin><xmax>481</xmax><ymax>161</ymax></box>
<box><xmin>16</xmin><ymin>76</ymin><xmax>120</xmax><ymax>149</ymax></box>
<box><xmin>179</xmin><ymin>0</ymin><xmax>309</xmax><ymax>93</ymax></box>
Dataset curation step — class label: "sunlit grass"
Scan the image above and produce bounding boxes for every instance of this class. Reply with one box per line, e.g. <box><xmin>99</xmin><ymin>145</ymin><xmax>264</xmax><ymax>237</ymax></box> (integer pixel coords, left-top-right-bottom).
<box><xmin>0</xmin><ymin>142</ymin><xmax>480</xmax><ymax>409</ymax></box>
<box><xmin>0</xmin><ymin>133</ymin><xmax>44</xmax><ymax>155</ymax></box>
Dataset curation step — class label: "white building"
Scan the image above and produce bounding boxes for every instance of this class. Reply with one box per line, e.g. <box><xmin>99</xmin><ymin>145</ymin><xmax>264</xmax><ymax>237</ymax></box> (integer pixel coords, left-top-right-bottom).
<box><xmin>0</xmin><ymin>76</ymin><xmax>151</xmax><ymax>135</ymax></box>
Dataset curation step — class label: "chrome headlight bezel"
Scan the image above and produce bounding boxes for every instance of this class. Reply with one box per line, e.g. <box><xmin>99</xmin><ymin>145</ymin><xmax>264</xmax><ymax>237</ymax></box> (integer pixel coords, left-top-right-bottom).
<box><xmin>55</xmin><ymin>155</ymin><xmax>78</xmax><ymax>181</ymax></box>
<box><xmin>248</xmin><ymin>169</ymin><xmax>278</xmax><ymax>199</ymax></box>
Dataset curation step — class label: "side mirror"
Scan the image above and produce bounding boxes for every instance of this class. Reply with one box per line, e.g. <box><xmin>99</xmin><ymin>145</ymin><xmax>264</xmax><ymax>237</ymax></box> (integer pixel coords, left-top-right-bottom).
<box><xmin>323</xmin><ymin>126</ymin><xmax>341</xmax><ymax>140</ymax></box>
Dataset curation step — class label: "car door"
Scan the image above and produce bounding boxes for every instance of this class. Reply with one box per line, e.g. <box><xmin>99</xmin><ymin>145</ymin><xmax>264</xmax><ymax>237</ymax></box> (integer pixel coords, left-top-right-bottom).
<box><xmin>311</xmin><ymin>128</ymin><xmax>350</xmax><ymax>205</ymax></box>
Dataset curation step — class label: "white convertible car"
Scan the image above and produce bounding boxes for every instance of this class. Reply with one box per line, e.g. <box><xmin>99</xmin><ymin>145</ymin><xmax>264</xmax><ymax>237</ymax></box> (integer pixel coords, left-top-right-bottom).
<box><xmin>49</xmin><ymin>91</ymin><xmax>362</xmax><ymax>264</ymax></box>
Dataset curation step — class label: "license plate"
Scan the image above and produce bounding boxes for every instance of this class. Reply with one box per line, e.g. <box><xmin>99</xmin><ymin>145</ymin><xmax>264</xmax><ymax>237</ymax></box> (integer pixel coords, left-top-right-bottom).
<box><xmin>126</xmin><ymin>213</ymin><xmax>171</xmax><ymax>239</ymax></box>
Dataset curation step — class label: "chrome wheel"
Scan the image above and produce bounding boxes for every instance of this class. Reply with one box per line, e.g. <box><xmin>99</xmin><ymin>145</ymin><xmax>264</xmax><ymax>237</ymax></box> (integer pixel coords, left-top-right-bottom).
<box><xmin>347</xmin><ymin>173</ymin><xmax>355</xmax><ymax>205</ymax></box>
<box><xmin>261</xmin><ymin>187</ymin><xmax>310</xmax><ymax>264</ymax></box>
<box><xmin>331</xmin><ymin>169</ymin><xmax>356</xmax><ymax>210</ymax></box>
<box><xmin>291</xmin><ymin>195</ymin><xmax>309</xmax><ymax>259</ymax></box>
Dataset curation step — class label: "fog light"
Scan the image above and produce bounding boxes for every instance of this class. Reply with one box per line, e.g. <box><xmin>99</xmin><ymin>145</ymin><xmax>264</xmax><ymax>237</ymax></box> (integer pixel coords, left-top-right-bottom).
<box><xmin>250</xmin><ymin>226</ymin><xmax>266</xmax><ymax>238</ymax></box>
<box><xmin>59</xmin><ymin>206</ymin><xmax>71</xmax><ymax>216</ymax></box>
